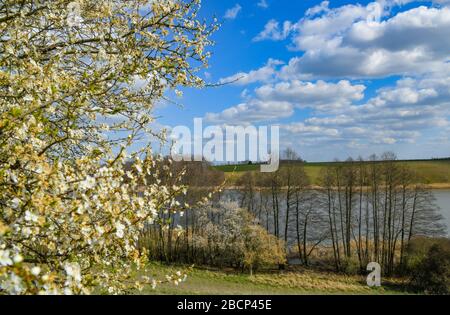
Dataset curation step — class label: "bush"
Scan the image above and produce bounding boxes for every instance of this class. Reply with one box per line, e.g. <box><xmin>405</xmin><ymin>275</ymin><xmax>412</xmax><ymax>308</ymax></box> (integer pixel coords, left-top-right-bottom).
<box><xmin>406</xmin><ymin>238</ymin><xmax>450</xmax><ymax>294</ymax></box>
<box><xmin>242</xmin><ymin>224</ymin><xmax>286</xmax><ymax>275</ymax></box>
<box><xmin>340</xmin><ymin>257</ymin><xmax>361</xmax><ymax>275</ymax></box>
<box><xmin>404</xmin><ymin>237</ymin><xmax>450</xmax><ymax>271</ymax></box>
<box><xmin>143</xmin><ymin>201</ymin><xmax>287</xmax><ymax>273</ymax></box>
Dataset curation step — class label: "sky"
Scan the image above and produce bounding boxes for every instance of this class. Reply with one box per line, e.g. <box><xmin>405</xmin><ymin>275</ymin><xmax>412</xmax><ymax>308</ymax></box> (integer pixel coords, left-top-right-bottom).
<box><xmin>154</xmin><ymin>0</ymin><xmax>450</xmax><ymax>162</ymax></box>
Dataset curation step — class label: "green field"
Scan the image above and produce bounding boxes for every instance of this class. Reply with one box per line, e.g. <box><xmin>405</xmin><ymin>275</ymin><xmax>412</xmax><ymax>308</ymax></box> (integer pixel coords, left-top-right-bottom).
<box><xmin>140</xmin><ymin>263</ymin><xmax>407</xmax><ymax>295</ymax></box>
<box><xmin>215</xmin><ymin>160</ymin><xmax>450</xmax><ymax>186</ymax></box>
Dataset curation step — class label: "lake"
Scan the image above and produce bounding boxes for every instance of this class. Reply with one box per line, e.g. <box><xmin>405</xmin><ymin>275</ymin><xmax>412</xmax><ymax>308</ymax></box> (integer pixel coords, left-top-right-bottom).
<box><xmin>434</xmin><ymin>190</ymin><xmax>450</xmax><ymax>236</ymax></box>
<box><xmin>222</xmin><ymin>189</ymin><xmax>450</xmax><ymax>237</ymax></box>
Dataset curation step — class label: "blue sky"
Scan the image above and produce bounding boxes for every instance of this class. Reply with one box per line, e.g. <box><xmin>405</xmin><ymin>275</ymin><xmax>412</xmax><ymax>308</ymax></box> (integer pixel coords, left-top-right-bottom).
<box><xmin>154</xmin><ymin>0</ymin><xmax>450</xmax><ymax>162</ymax></box>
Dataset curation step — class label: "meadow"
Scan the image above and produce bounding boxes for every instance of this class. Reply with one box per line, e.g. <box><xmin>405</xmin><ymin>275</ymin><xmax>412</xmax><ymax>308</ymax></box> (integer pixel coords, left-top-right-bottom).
<box><xmin>215</xmin><ymin>160</ymin><xmax>450</xmax><ymax>187</ymax></box>
<box><xmin>141</xmin><ymin>263</ymin><xmax>408</xmax><ymax>295</ymax></box>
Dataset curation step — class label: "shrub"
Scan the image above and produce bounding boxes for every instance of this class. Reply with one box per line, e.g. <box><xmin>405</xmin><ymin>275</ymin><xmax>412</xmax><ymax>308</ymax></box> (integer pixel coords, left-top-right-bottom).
<box><xmin>340</xmin><ymin>257</ymin><xmax>361</xmax><ymax>275</ymax></box>
<box><xmin>404</xmin><ymin>237</ymin><xmax>450</xmax><ymax>272</ymax></box>
<box><xmin>242</xmin><ymin>224</ymin><xmax>286</xmax><ymax>275</ymax></box>
<box><xmin>145</xmin><ymin>201</ymin><xmax>287</xmax><ymax>273</ymax></box>
<box><xmin>407</xmin><ymin>238</ymin><xmax>450</xmax><ymax>294</ymax></box>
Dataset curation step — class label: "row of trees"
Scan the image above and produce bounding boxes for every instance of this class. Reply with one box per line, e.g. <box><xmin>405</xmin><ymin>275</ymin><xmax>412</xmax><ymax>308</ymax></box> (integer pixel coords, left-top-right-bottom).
<box><xmin>237</xmin><ymin>151</ymin><xmax>447</xmax><ymax>275</ymax></box>
<box><xmin>139</xmin><ymin>151</ymin><xmax>446</xmax><ymax>277</ymax></box>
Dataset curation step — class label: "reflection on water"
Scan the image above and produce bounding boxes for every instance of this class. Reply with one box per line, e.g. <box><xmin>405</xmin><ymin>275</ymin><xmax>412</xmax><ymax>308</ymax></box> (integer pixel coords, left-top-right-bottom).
<box><xmin>223</xmin><ymin>189</ymin><xmax>450</xmax><ymax>237</ymax></box>
<box><xmin>434</xmin><ymin>190</ymin><xmax>450</xmax><ymax>236</ymax></box>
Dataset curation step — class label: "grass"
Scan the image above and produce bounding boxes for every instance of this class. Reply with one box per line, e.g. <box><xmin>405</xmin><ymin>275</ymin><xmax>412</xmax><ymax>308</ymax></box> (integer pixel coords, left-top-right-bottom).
<box><xmin>216</xmin><ymin>160</ymin><xmax>450</xmax><ymax>187</ymax></box>
<box><xmin>139</xmin><ymin>263</ymin><xmax>409</xmax><ymax>295</ymax></box>
<box><xmin>216</xmin><ymin>164</ymin><xmax>261</xmax><ymax>172</ymax></box>
<box><xmin>407</xmin><ymin>161</ymin><xmax>450</xmax><ymax>184</ymax></box>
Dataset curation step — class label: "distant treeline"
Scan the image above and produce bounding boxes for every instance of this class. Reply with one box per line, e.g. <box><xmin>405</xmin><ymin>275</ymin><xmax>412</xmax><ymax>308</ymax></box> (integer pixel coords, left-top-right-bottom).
<box><xmin>217</xmin><ymin>157</ymin><xmax>450</xmax><ymax>168</ymax></box>
<box><xmin>302</xmin><ymin>157</ymin><xmax>450</xmax><ymax>165</ymax></box>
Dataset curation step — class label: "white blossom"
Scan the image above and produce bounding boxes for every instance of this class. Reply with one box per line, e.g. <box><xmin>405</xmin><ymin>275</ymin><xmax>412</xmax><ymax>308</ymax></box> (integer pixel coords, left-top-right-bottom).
<box><xmin>115</xmin><ymin>222</ymin><xmax>125</xmax><ymax>239</ymax></box>
<box><xmin>31</xmin><ymin>266</ymin><xmax>41</xmax><ymax>276</ymax></box>
<box><xmin>0</xmin><ymin>273</ymin><xmax>25</xmax><ymax>294</ymax></box>
<box><xmin>24</xmin><ymin>211</ymin><xmax>39</xmax><ymax>223</ymax></box>
<box><xmin>13</xmin><ymin>254</ymin><xmax>23</xmax><ymax>264</ymax></box>
<box><xmin>64</xmin><ymin>262</ymin><xmax>82</xmax><ymax>283</ymax></box>
<box><xmin>0</xmin><ymin>250</ymin><xmax>13</xmax><ymax>266</ymax></box>
<box><xmin>79</xmin><ymin>176</ymin><xmax>96</xmax><ymax>191</ymax></box>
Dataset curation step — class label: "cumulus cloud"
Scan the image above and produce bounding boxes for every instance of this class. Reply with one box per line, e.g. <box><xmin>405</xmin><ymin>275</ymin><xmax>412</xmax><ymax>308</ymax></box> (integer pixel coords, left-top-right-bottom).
<box><xmin>210</xmin><ymin>1</ymin><xmax>450</xmax><ymax>159</ymax></box>
<box><xmin>253</xmin><ymin>20</ymin><xmax>296</xmax><ymax>42</ymax></box>
<box><xmin>283</xmin><ymin>123</ymin><xmax>339</xmax><ymax>137</ymax></box>
<box><xmin>278</xmin><ymin>4</ymin><xmax>450</xmax><ymax>79</ymax></box>
<box><xmin>377</xmin><ymin>86</ymin><xmax>437</xmax><ymax>105</ymax></box>
<box><xmin>204</xmin><ymin>100</ymin><xmax>293</xmax><ymax>124</ymax></box>
<box><xmin>281</xmin><ymin>72</ymin><xmax>450</xmax><ymax>149</ymax></box>
<box><xmin>205</xmin><ymin>79</ymin><xmax>366</xmax><ymax>124</ymax></box>
<box><xmin>305</xmin><ymin>1</ymin><xmax>330</xmax><ymax>17</ymax></box>
<box><xmin>219</xmin><ymin>59</ymin><xmax>284</xmax><ymax>86</ymax></box>
<box><xmin>255</xmin><ymin>80</ymin><xmax>366</xmax><ymax>111</ymax></box>
<box><xmin>208</xmin><ymin>70</ymin><xmax>450</xmax><ymax>142</ymax></box>
<box><xmin>224</xmin><ymin>4</ymin><xmax>242</xmax><ymax>20</ymax></box>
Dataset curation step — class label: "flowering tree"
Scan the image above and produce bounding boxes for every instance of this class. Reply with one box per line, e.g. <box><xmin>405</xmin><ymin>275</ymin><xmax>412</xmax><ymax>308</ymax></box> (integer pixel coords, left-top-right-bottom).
<box><xmin>0</xmin><ymin>0</ymin><xmax>216</xmax><ymax>294</ymax></box>
<box><xmin>183</xmin><ymin>201</ymin><xmax>286</xmax><ymax>272</ymax></box>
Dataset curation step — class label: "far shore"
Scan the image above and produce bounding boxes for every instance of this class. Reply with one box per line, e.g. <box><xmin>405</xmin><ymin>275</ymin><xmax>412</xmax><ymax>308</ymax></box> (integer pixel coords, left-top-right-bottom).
<box><xmin>222</xmin><ymin>183</ymin><xmax>450</xmax><ymax>191</ymax></box>
<box><xmin>424</xmin><ymin>183</ymin><xmax>450</xmax><ymax>190</ymax></box>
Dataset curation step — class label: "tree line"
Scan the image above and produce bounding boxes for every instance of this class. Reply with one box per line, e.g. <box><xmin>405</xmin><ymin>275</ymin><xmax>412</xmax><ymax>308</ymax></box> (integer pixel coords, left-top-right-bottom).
<box><xmin>238</xmin><ymin>151</ymin><xmax>446</xmax><ymax>275</ymax></box>
<box><xmin>139</xmin><ymin>151</ymin><xmax>446</xmax><ymax>277</ymax></box>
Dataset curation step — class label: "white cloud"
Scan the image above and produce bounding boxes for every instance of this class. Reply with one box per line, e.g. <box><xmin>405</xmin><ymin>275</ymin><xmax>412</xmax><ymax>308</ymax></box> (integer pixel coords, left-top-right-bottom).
<box><xmin>280</xmin><ymin>72</ymin><xmax>450</xmax><ymax>149</ymax></box>
<box><xmin>214</xmin><ymin>66</ymin><xmax>442</xmax><ymax>160</ymax></box>
<box><xmin>283</xmin><ymin>123</ymin><xmax>339</xmax><ymax>137</ymax></box>
<box><xmin>209</xmin><ymin>1</ymin><xmax>450</xmax><ymax>160</ymax></box>
<box><xmin>240</xmin><ymin>88</ymin><xmax>250</xmax><ymax>99</ymax></box>
<box><xmin>377</xmin><ymin>87</ymin><xmax>437</xmax><ymax>105</ymax></box>
<box><xmin>224</xmin><ymin>4</ymin><xmax>242</xmax><ymax>20</ymax></box>
<box><xmin>207</xmin><ymin>79</ymin><xmax>366</xmax><ymax>124</ymax></box>
<box><xmin>305</xmin><ymin>116</ymin><xmax>356</xmax><ymax>127</ymax></box>
<box><xmin>204</xmin><ymin>99</ymin><xmax>293</xmax><ymax>124</ymax></box>
<box><xmin>257</xmin><ymin>0</ymin><xmax>269</xmax><ymax>9</ymax></box>
<box><xmin>253</xmin><ymin>19</ymin><xmax>296</xmax><ymax>42</ymax></box>
<box><xmin>219</xmin><ymin>59</ymin><xmax>284</xmax><ymax>86</ymax></box>
<box><xmin>278</xmin><ymin>4</ymin><xmax>450</xmax><ymax>79</ymax></box>
<box><xmin>208</xmin><ymin>70</ymin><xmax>450</xmax><ymax>139</ymax></box>
<box><xmin>305</xmin><ymin>1</ymin><xmax>330</xmax><ymax>17</ymax></box>
<box><xmin>255</xmin><ymin>80</ymin><xmax>366</xmax><ymax>111</ymax></box>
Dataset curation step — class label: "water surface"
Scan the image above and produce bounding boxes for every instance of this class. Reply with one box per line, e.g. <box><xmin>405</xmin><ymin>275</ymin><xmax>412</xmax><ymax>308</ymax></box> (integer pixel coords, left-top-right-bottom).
<box><xmin>434</xmin><ymin>190</ymin><xmax>450</xmax><ymax>235</ymax></box>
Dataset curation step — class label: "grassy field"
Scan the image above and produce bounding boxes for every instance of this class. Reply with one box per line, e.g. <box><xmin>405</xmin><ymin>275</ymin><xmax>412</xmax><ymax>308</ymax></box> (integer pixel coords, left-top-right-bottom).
<box><xmin>216</xmin><ymin>160</ymin><xmax>450</xmax><ymax>186</ymax></box>
<box><xmin>140</xmin><ymin>263</ymin><xmax>408</xmax><ymax>295</ymax></box>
